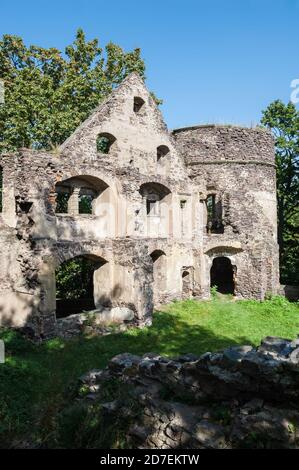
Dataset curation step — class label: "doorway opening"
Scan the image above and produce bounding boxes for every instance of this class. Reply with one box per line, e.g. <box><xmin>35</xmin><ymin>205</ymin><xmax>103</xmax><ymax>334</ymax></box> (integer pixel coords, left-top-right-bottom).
<box><xmin>210</xmin><ymin>256</ymin><xmax>235</xmax><ymax>294</ymax></box>
<box><xmin>55</xmin><ymin>255</ymin><xmax>107</xmax><ymax>317</ymax></box>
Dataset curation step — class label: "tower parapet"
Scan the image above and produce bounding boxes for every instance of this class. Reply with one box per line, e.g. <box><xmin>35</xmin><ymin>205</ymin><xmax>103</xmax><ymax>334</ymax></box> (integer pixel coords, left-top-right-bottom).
<box><xmin>173</xmin><ymin>124</ymin><xmax>275</xmax><ymax>166</ymax></box>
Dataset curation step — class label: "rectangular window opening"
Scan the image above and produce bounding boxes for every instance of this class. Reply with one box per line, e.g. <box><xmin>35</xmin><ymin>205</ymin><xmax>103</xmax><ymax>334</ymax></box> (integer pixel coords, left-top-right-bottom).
<box><xmin>146</xmin><ymin>199</ymin><xmax>159</xmax><ymax>216</ymax></box>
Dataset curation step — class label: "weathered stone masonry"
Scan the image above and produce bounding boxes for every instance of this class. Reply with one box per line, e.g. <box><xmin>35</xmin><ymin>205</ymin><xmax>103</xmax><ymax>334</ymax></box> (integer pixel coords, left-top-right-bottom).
<box><xmin>0</xmin><ymin>73</ymin><xmax>280</xmax><ymax>338</ymax></box>
<box><xmin>77</xmin><ymin>336</ymin><xmax>299</xmax><ymax>449</ymax></box>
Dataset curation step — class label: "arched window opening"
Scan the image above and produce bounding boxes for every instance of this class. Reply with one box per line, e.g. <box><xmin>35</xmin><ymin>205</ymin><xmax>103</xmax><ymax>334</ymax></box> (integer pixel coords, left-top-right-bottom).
<box><xmin>0</xmin><ymin>167</ymin><xmax>3</xmax><ymax>213</ymax></box>
<box><xmin>150</xmin><ymin>249</ymin><xmax>166</xmax><ymax>263</ymax></box>
<box><xmin>96</xmin><ymin>133</ymin><xmax>116</xmax><ymax>154</ymax></box>
<box><xmin>206</xmin><ymin>194</ymin><xmax>224</xmax><ymax>234</ymax></box>
<box><xmin>133</xmin><ymin>96</ymin><xmax>145</xmax><ymax>113</ymax></box>
<box><xmin>157</xmin><ymin>145</ymin><xmax>170</xmax><ymax>162</ymax></box>
<box><xmin>210</xmin><ymin>257</ymin><xmax>235</xmax><ymax>295</ymax></box>
<box><xmin>55</xmin><ymin>255</ymin><xmax>107</xmax><ymax>318</ymax></box>
<box><xmin>55</xmin><ymin>176</ymin><xmax>109</xmax><ymax>215</ymax></box>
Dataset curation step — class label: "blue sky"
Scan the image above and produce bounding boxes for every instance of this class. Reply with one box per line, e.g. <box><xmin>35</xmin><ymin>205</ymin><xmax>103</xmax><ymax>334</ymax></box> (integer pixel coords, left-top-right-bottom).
<box><xmin>1</xmin><ymin>0</ymin><xmax>298</xmax><ymax>129</ymax></box>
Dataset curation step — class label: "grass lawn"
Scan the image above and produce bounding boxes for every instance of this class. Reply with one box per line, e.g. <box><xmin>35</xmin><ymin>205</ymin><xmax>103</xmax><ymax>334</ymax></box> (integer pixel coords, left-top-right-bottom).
<box><xmin>0</xmin><ymin>296</ymin><xmax>298</xmax><ymax>447</ymax></box>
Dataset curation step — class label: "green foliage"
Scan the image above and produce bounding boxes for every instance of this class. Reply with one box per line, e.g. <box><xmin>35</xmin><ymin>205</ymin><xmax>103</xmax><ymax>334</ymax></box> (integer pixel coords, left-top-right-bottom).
<box><xmin>206</xmin><ymin>194</ymin><xmax>215</xmax><ymax>220</ymax></box>
<box><xmin>0</xmin><ymin>29</ymin><xmax>146</xmax><ymax>152</ymax></box>
<box><xmin>211</xmin><ymin>405</ymin><xmax>232</xmax><ymax>426</ymax></box>
<box><xmin>56</xmin><ymin>402</ymin><xmax>127</xmax><ymax>449</ymax></box>
<box><xmin>0</xmin><ymin>298</ymin><xmax>298</xmax><ymax>447</ymax></box>
<box><xmin>56</xmin><ymin>379</ymin><xmax>136</xmax><ymax>448</ymax></box>
<box><xmin>78</xmin><ymin>194</ymin><xmax>93</xmax><ymax>214</ymax></box>
<box><xmin>96</xmin><ymin>136</ymin><xmax>111</xmax><ymax>154</ymax></box>
<box><xmin>55</xmin><ymin>256</ymin><xmax>96</xmax><ymax>300</ymax></box>
<box><xmin>57</xmin><ymin>402</ymin><xmax>96</xmax><ymax>448</ymax></box>
<box><xmin>55</xmin><ymin>192</ymin><xmax>69</xmax><ymax>214</ymax></box>
<box><xmin>210</xmin><ymin>285</ymin><xmax>218</xmax><ymax>300</ymax></box>
<box><xmin>261</xmin><ymin>101</ymin><xmax>299</xmax><ymax>284</ymax></box>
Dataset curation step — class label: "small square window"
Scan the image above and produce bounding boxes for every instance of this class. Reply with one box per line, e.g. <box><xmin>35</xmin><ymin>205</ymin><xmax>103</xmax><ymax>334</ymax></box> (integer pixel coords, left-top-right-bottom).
<box><xmin>134</xmin><ymin>96</ymin><xmax>145</xmax><ymax>113</ymax></box>
<box><xmin>180</xmin><ymin>200</ymin><xmax>187</xmax><ymax>209</ymax></box>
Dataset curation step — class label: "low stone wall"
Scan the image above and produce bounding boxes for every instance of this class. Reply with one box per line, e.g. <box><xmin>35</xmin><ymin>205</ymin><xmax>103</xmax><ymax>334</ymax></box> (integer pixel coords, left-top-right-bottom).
<box><xmin>76</xmin><ymin>336</ymin><xmax>299</xmax><ymax>449</ymax></box>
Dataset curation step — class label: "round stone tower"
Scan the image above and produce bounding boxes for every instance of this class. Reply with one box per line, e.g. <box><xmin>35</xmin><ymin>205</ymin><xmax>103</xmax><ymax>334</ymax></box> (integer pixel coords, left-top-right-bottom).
<box><xmin>173</xmin><ymin>124</ymin><xmax>280</xmax><ymax>299</ymax></box>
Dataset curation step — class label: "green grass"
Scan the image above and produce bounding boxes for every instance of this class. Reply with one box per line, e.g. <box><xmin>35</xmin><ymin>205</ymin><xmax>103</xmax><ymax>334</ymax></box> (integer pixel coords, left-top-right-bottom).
<box><xmin>0</xmin><ymin>297</ymin><xmax>298</xmax><ymax>447</ymax></box>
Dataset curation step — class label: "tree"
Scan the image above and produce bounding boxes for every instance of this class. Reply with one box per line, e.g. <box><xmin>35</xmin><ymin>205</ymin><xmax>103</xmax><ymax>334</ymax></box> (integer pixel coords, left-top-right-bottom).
<box><xmin>261</xmin><ymin>100</ymin><xmax>299</xmax><ymax>284</ymax></box>
<box><xmin>55</xmin><ymin>257</ymin><xmax>96</xmax><ymax>300</ymax></box>
<box><xmin>0</xmin><ymin>29</ymin><xmax>146</xmax><ymax>152</ymax></box>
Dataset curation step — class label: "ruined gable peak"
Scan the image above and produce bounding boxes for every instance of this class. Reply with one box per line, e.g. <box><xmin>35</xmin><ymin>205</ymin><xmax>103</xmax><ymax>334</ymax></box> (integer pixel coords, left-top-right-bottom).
<box><xmin>59</xmin><ymin>72</ymin><xmax>168</xmax><ymax>157</ymax></box>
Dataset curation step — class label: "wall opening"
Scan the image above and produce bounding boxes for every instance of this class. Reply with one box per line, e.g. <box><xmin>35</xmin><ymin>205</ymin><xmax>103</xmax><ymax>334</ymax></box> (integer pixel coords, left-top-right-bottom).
<box><xmin>19</xmin><ymin>201</ymin><xmax>33</xmax><ymax>213</ymax></box>
<box><xmin>55</xmin><ymin>190</ymin><xmax>70</xmax><ymax>214</ymax></box>
<box><xmin>206</xmin><ymin>194</ymin><xmax>224</xmax><ymax>234</ymax></box>
<box><xmin>150</xmin><ymin>249</ymin><xmax>167</xmax><ymax>302</ymax></box>
<box><xmin>182</xmin><ymin>268</ymin><xmax>193</xmax><ymax>298</ymax></box>
<box><xmin>140</xmin><ymin>182</ymin><xmax>171</xmax><ymax>237</ymax></box>
<box><xmin>182</xmin><ymin>270</ymin><xmax>191</xmax><ymax>297</ymax></box>
<box><xmin>157</xmin><ymin>145</ymin><xmax>170</xmax><ymax>162</ymax></box>
<box><xmin>180</xmin><ymin>199</ymin><xmax>187</xmax><ymax>236</ymax></box>
<box><xmin>78</xmin><ymin>190</ymin><xmax>96</xmax><ymax>214</ymax></box>
<box><xmin>140</xmin><ymin>182</ymin><xmax>171</xmax><ymax>217</ymax></box>
<box><xmin>55</xmin><ymin>255</ymin><xmax>107</xmax><ymax>318</ymax></box>
<box><xmin>210</xmin><ymin>256</ymin><xmax>235</xmax><ymax>295</ymax></box>
<box><xmin>96</xmin><ymin>133</ymin><xmax>116</xmax><ymax>154</ymax></box>
<box><xmin>133</xmin><ymin>96</ymin><xmax>145</xmax><ymax>113</ymax></box>
<box><xmin>55</xmin><ymin>175</ymin><xmax>109</xmax><ymax>215</ymax></box>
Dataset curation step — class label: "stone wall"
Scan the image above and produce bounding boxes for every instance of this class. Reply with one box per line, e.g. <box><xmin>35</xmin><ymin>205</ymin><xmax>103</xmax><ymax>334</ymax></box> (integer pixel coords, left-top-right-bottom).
<box><xmin>173</xmin><ymin>125</ymin><xmax>280</xmax><ymax>299</ymax></box>
<box><xmin>76</xmin><ymin>336</ymin><xmax>299</xmax><ymax>449</ymax></box>
<box><xmin>173</xmin><ymin>124</ymin><xmax>275</xmax><ymax>164</ymax></box>
<box><xmin>0</xmin><ymin>75</ymin><xmax>280</xmax><ymax>338</ymax></box>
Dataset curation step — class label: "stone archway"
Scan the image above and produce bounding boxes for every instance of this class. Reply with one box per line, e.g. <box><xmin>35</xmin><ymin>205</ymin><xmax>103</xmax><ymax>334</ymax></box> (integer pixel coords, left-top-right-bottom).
<box><xmin>55</xmin><ymin>254</ymin><xmax>108</xmax><ymax>317</ymax></box>
<box><xmin>210</xmin><ymin>256</ymin><xmax>235</xmax><ymax>295</ymax></box>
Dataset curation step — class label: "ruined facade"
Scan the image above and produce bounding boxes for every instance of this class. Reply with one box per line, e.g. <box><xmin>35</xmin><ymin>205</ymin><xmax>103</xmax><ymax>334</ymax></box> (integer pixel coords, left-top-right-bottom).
<box><xmin>0</xmin><ymin>73</ymin><xmax>280</xmax><ymax>338</ymax></box>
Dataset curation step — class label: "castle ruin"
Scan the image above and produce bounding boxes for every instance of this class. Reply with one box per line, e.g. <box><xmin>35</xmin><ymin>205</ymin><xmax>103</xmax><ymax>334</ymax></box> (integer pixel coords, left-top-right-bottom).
<box><xmin>0</xmin><ymin>73</ymin><xmax>280</xmax><ymax>338</ymax></box>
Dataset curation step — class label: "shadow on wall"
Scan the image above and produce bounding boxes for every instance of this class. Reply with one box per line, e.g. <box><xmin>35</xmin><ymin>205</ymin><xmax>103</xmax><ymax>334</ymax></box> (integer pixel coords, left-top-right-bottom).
<box><xmin>95</xmin><ymin>283</ymin><xmax>123</xmax><ymax>307</ymax></box>
<box><xmin>0</xmin><ymin>290</ymin><xmax>36</xmax><ymax>328</ymax></box>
